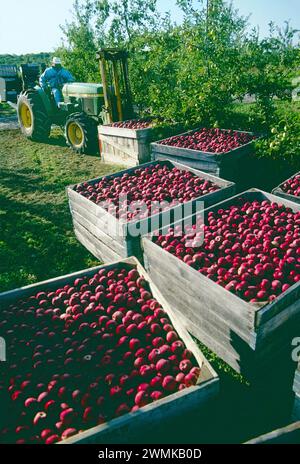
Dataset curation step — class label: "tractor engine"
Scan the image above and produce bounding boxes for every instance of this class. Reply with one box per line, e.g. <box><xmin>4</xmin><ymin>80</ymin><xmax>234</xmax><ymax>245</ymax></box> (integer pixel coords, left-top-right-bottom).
<box><xmin>62</xmin><ymin>83</ymin><xmax>104</xmax><ymax>117</ymax></box>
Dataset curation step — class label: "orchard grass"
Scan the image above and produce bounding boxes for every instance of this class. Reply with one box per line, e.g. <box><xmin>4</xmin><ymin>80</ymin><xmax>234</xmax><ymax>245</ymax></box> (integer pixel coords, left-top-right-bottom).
<box><xmin>0</xmin><ymin>102</ymin><xmax>16</xmax><ymax>117</ymax></box>
<box><xmin>0</xmin><ymin>128</ymin><xmax>124</xmax><ymax>292</ymax></box>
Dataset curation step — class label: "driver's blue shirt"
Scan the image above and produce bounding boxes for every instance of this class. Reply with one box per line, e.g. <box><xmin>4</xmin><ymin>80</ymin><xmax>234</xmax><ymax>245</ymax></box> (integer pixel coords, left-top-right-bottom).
<box><xmin>39</xmin><ymin>66</ymin><xmax>75</xmax><ymax>90</ymax></box>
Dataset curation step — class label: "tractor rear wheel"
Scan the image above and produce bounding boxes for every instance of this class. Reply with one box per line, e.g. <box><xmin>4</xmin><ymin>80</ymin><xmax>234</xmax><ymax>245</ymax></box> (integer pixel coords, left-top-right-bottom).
<box><xmin>65</xmin><ymin>113</ymin><xmax>99</xmax><ymax>155</ymax></box>
<box><xmin>17</xmin><ymin>90</ymin><xmax>51</xmax><ymax>141</ymax></box>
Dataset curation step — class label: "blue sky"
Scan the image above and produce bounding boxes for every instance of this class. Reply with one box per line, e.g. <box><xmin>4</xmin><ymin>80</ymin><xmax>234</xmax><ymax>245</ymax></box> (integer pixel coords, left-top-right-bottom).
<box><xmin>0</xmin><ymin>0</ymin><xmax>299</xmax><ymax>54</ymax></box>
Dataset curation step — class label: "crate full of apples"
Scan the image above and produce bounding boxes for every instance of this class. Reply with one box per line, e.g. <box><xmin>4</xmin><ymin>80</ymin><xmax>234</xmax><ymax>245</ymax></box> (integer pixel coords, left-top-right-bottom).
<box><xmin>0</xmin><ymin>258</ymin><xmax>218</xmax><ymax>444</ymax></box>
<box><xmin>98</xmin><ymin>118</ymin><xmax>154</xmax><ymax>167</ymax></box>
<box><xmin>142</xmin><ymin>188</ymin><xmax>300</xmax><ymax>380</ymax></box>
<box><xmin>272</xmin><ymin>172</ymin><xmax>300</xmax><ymax>205</ymax></box>
<box><xmin>151</xmin><ymin>128</ymin><xmax>258</xmax><ymax>180</ymax></box>
<box><xmin>67</xmin><ymin>160</ymin><xmax>235</xmax><ymax>264</ymax></box>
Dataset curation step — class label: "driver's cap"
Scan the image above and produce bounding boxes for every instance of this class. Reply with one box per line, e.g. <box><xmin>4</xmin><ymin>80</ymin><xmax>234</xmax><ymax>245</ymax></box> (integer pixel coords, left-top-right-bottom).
<box><xmin>52</xmin><ymin>57</ymin><xmax>62</xmax><ymax>65</ymax></box>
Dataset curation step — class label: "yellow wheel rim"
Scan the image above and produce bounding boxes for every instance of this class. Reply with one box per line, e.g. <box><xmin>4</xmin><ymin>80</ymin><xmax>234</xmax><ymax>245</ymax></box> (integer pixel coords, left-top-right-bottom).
<box><xmin>20</xmin><ymin>103</ymin><xmax>32</xmax><ymax>128</ymax></box>
<box><xmin>67</xmin><ymin>122</ymin><xmax>84</xmax><ymax>147</ymax></box>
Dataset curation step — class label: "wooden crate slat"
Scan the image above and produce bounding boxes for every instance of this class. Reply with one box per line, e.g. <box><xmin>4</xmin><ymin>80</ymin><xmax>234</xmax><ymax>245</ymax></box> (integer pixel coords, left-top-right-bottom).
<box><xmin>292</xmin><ymin>394</ymin><xmax>300</xmax><ymax>421</ymax></box>
<box><xmin>68</xmin><ymin>190</ymin><xmax>126</xmax><ymax>245</ymax></box>
<box><xmin>74</xmin><ymin>221</ymin><xmax>122</xmax><ymax>263</ymax></box>
<box><xmin>174</xmin><ymin>311</ymin><xmax>244</xmax><ymax>373</ymax></box>
<box><xmin>72</xmin><ymin>209</ymin><xmax>127</xmax><ymax>257</ymax></box>
<box><xmin>100</xmin><ymin>134</ymin><xmax>140</xmax><ymax>158</ymax></box>
<box><xmin>68</xmin><ymin>187</ymin><xmax>126</xmax><ymax>240</ymax></box>
<box><xmin>245</xmin><ymin>421</ymin><xmax>300</xmax><ymax>444</ymax></box>
<box><xmin>152</xmin><ymin>152</ymin><xmax>220</xmax><ymax>175</ymax></box>
<box><xmin>152</xmin><ymin>141</ymin><xmax>254</xmax><ymax>163</ymax></box>
<box><xmin>148</xmin><ymin>261</ymin><xmax>255</xmax><ymax>345</ymax></box>
<box><xmin>255</xmin><ymin>299</ymin><xmax>300</xmax><ymax>343</ymax></box>
<box><xmin>98</xmin><ymin>124</ymin><xmax>152</xmax><ymax>167</ymax></box>
<box><xmin>151</xmin><ymin>141</ymin><xmax>218</xmax><ymax>162</ymax></box>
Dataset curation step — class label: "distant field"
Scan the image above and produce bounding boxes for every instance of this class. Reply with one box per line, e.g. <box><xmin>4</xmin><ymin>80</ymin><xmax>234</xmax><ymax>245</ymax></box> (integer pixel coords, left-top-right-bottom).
<box><xmin>0</xmin><ymin>52</ymin><xmax>51</xmax><ymax>67</ymax></box>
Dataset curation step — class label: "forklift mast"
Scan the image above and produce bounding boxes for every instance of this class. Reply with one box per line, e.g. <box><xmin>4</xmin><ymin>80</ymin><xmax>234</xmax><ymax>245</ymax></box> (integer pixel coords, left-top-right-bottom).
<box><xmin>96</xmin><ymin>48</ymin><xmax>134</xmax><ymax>124</ymax></box>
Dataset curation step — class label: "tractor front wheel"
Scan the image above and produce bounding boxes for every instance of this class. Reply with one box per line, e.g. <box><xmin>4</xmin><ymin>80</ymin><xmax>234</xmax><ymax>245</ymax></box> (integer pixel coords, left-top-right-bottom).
<box><xmin>17</xmin><ymin>90</ymin><xmax>51</xmax><ymax>142</ymax></box>
<box><xmin>65</xmin><ymin>113</ymin><xmax>99</xmax><ymax>155</ymax></box>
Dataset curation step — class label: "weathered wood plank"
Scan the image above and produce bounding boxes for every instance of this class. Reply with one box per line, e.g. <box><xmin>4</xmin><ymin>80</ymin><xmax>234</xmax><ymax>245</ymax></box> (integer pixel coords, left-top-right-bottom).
<box><xmin>175</xmin><ymin>311</ymin><xmax>243</xmax><ymax>373</ymax></box>
<box><xmin>151</xmin><ymin>141</ymin><xmax>219</xmax><ymax>162</ymax></box>
<box><xmin>68</xmin><ymin>192</ymin><xmax>125</xmax><ymax>245</ymax></box>
<box><xmin>74</xmin><ymin>222</ymin><xmax>121</xmax><ymax>263</ymax></box>
<box><xmin>148</xmin><ymin>262</ymin><xmax>254</xmax><ymax>344</ymax></box>
<box><xmin>69</xmin><ymin>199</ymin><xmax>124</xmax><ymax>244</ymax></box>
<box><xmin>255</xmin><ymin>299</ymin><xmax>300</xmax><ymax>344</ymax></box>
<box><xmin>245</xmin><ymin>421</ymin><xmax>300</xmax><ymax>444</ymax></box>
<box><xmin>152</xmin><ymin>152</ymin><xmax>219</xmax><ymax>174</ymax></box>
<box><xmin>292</xmin><ymin>394</ymin><xmax>300</xmax><ymax>421</ymax></box>
<box><xmin>100</xmin><ymin>134</ymin><xmax>141</xmax><ymax>159</ymax></box>
<box><xmin>101</xmin><ymin>149</ymin><xmax>139</xmax><ymax>167</ymax></box>
<box><xmin>68</xmin><ymin>187</ymin><xmax>126</xmax><ymax>239</ymax></box>
<box><xmin>72</xmin><ymin>210</ymin><xmax>127</xmax><ymax>257</ymax></box>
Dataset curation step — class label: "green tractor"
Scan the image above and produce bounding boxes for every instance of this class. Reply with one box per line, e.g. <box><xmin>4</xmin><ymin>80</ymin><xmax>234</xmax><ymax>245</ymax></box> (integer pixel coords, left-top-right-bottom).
<box><xmin>17</xmin><ymin>49</ymin><xmax>134</xmax><ymax>155</ymax></box>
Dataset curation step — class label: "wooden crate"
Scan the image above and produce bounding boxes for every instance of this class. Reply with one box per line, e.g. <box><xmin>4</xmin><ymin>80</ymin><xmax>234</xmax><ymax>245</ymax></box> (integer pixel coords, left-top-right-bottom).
<box><xmin>142</xmin><ymin>188</ymin><xmax>300</xmax><ymax>382</ymax></box>
<box><xmin>98</xmin><ymin>123</ymin><xmax>153</xmax><ymax>167</ymax></box>
<box><xmin>272</xmin><ymin>171</ymin><xmax>300</xmax><ymax>205</ymax></box>
<box><xmin>245</xmin><ymin>421</ymin><xmax>300</xmax><ymax>444</ymax></box>
<box><xmin>151</xmin><ymin>128</ymin><xmax>257</xmax><ymax>182</ymax></box>
<box><xmin>67</xmin><ymin>160</ymin><xmax>236</xmax><ymax>264</ymax></box>
<box><xmin>292</xmin><ymin>394</ymin><xmax>300</xmax><ymax>421</ymax></box>
<box><xmin>292</xmin><ymin>358</ymin><xmax>300</xmax><ymax>421</ymax></box>
<box><xmin>0</xmin><ymin>257</ymin><xmax>219</xmax><ymax>445</ymax></box>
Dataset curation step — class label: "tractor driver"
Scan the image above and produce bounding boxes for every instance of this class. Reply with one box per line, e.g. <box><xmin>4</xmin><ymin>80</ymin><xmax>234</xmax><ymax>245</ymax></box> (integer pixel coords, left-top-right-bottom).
<box><xmin>39</xmin><ymin>57</ymin><xmax>75</xmax><ymax>107</ymax></box>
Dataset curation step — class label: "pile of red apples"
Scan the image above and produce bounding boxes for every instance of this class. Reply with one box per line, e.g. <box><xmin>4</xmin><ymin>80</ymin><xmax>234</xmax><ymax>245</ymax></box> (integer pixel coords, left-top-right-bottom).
<box><xmin>159</xmin><ymin>128</ymin><xmax>256</xmax><ymax>154</ymax></box>
<box><xmin>0</xmin><ymin>267</ymin><xmax>201</xmax><ymax>444</ymax></box>
<box><xmin>153</xmin><ymin>199</ymin><xmax>300</xmax><ymax>304</ymax></box>
<box><xmin>75</xmin><ymin>163</ymin><xmax>220</xmax><ymax>221</ymax></box>
<box><xmin>281</xmin><ymin>174</ymin><xmax>300</xmax><ymax>197</ymax></box>
<box><xmin>110</xmin><ymin>119</ymin><xmax>152</xmax><ymax>129</ymax></box>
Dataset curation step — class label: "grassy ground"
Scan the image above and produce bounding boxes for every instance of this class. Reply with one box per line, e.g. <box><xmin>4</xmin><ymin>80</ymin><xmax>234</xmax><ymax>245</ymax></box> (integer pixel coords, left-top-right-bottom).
<box><xmin>0</xmin><ymin>128</ymin><xmax>124</xmax><ymax>292</ymax></box>
<box><xmin>0</xmin><ymin>103</ymin><xmax>16</xmax><ymax>117</ymax></box>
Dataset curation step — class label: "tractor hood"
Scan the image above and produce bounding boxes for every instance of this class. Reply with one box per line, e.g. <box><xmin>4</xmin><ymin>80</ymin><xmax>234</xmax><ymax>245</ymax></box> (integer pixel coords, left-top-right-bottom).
<box><xmin>62</xmin><ymin>82</ymin><xmax>104</xmax><ymax>98</ymax></box>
